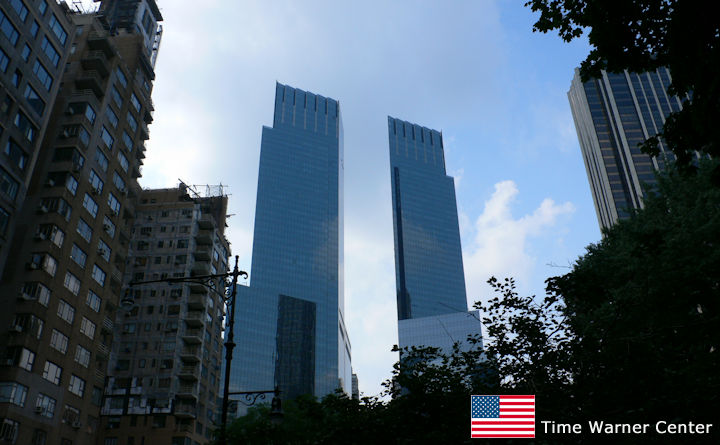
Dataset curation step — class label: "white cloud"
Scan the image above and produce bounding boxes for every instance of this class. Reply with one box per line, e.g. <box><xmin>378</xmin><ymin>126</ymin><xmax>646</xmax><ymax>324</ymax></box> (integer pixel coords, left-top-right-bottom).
<box><xmin>462</xmin><ymin>180</ymin><xmax>575</xmax><ymax>305</ymax></box>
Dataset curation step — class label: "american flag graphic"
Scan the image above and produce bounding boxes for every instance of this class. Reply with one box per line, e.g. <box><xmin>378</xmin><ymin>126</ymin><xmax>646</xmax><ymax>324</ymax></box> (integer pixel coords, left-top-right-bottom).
<box><xmin>471</xmin><ymin>395</ymin><xmax>535</xmax><ymax>438</ymax></box>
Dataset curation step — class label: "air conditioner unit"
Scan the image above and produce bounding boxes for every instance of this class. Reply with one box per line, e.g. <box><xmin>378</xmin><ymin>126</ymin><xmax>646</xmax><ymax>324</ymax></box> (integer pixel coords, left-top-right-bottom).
<box><xmin>98</xmin><ymin>249</ymin><xmax>108</xmax><ymax>257</ymax></box>
<box><xmin>103</xmin><ymin>224</ymin><xmax>111</xmax><ymax>231</ymax></box>
<box><xmin>72</xmin><ymin>163</ymin><xmax>83</xmax><ymax>172</ymax></box>
<box><xmin>45</xmin><ymin>179</ymin><xmax>56</xmax><ymax>187</ymax></box>
<box><xmin>26</xmin><ymin>262</ymin><xmax>40</xmax><ymax>270</ymax></box>
<box><xmin>93</xmin><ymin>187</ymin><xmax>102</xmax><ymax>195</ymax></box>
<box><xmin>18</xmin><ymin>291</ymin><xmax>34</xmax><ymax>301</ymax></box>
<box><xmin>61</xmin><ymin>129</ymin><xmax>71</xmax><ymax>138</ymax></box>
<box><xmin>34</xmin><ymin>231</ymin><xmax>48</xmax><ymax>241</ymax></box>
<box><xmin>34</xmin><ymin>406</ymin><xmax>43</xmax><ymax>414</ymax></box>
<box><xmin>9</xmin><ymin>325</ymin><xmax>22</xmax><ymax>333</ymax></box>
<box><xmin>37</xmin><ymin>205</ymin><xmax>49</xmax><ymax>214</ymax></box>
<box><xmin>66</xmin><ymin>107</ymin><xmax>76</xmax><ymax>115</ymax></box>
<box><xmin>4</xmin><ymin>358</ymin><xmax>14</xmax><ymax>366</ymax></box>
<box><xmin>111</xmin><ymin>210</ymin><xmax>119</xmax><ymax>217</ymax></box>
<box><xmin>71</xmin><ymin>421</ymin><xmax>81</xmax><ymax>429</ymax></box>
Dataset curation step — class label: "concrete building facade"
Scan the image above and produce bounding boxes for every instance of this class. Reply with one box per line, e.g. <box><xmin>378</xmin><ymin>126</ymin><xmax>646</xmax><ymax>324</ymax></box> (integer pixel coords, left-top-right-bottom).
<box><xmin>0</xmin><ymin>1</ymin><xmax>162</xmax><ymax>443</ymax></box>
<box><xmin>99</xmin><ymin>185</ymin><xmax>230</xmax><ymax>445</ymax></box>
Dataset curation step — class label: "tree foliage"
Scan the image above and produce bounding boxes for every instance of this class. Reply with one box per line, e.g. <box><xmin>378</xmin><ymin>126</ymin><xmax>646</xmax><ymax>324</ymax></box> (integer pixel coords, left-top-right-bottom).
<box><xmin>525</xmin><ymin>0</ymin><xmax>720</xmax><ymax>175</ymax></box>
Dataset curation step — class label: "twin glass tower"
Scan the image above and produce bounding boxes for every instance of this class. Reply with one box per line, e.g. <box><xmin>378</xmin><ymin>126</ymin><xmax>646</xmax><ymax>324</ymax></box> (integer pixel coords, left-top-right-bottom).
<box><xmin>228</xmin><ymin>85</ymin><xmax>480</xmax><ymax>403</ymax></box>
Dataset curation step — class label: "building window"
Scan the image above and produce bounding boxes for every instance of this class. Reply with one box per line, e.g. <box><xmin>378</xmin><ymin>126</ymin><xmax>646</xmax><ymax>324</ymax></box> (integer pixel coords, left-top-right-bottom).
<box><xmin>86</xmin><ymin>290</ymin><xmax>101</xmax><ymax>312</ymax></box>
<box><xmin>21</xmin><ymin>282</ymin><xmax>51</xmax><ymax>306</ymax></box>
<box><xmin>63</xmin><ymin>271</ymin><xmax>81</xmax><ymax>296</ymax></box>
<box><xmin>107</xmin><ymin>193</ymin><xmax>121</xmax><ymax>215</ymax></box>
<box><xmin>0</xmin><ymin>382</ymin><xmax>28</xmax><ymax>407</ymax></box>
<box><xmin>70</xmin><ymin>244</ymin><xmax>87</xmax><ymax>268</ymax></box>
<box><xmin>29</xmin><ymin>253</ymin><xmax>58</xmax><ymax>276</ymax></box>
<box><xmin>97</xmin><ymin>239</ymin><xmax>111</xmax><ymax>262</ymax></box>
<box><xmin>49</xmin><ymin>329</ymin><xmax>69</xmax><ymax>354</ymax></box>
<box><xmin>32</xmin><ymin>60</ymin><xmax>53</xmax><ymax>90</ymax></box>
<box><xmin>126</xmin><ymin>111</ymin><xmax>138</xmax><ymax>132</ymax></box>
<box><xmin>57</xmin><ymin>299</ymin><xmax>75</xmax><ymax>324</ymax></box>
<box><xmin>14</xmin><ymin>111</ymin><xmax>36</xmax><ymax>142</ymax></box>
<box><xmin>105</xmin><ymin>106</ymin><xmax>118</xmax><ymax>128</ymax></box>
<box><xmin>40</xmin><ymin>36</ymin><xmax>60</xmax><ymax>67</ymax></box>
<box><xmin>80</xmin><ymin>317</ymin><xmax>95</xmax><ymax>340</ymax></box>
<box><xmin>68</xmin><ymin>375</ymin><xmax>85</xmax><ymax>397</ymax></box>
<box><xmin>35</xmin><ymin>393</ymin><xmax>56</xmax><ymax>418</ymax></box>
<box><xmin>82</xmin><ymin>193</ymin><xmax>99</xmax><ymax>218</ymax></box>
<box><xmin>91</xmin><ymin>265</ymin><xmax>106</xmax><ymax>287</ymax></box>
<box><xmin>21</xmin><ymin>44</ymin><xmax>31</xmax><ymax>61</ymax></box>
<box><xmin>103</xmin><ymin>216</ymin><xmax>116</xmax><ymax>238</ymax></box>
<box><xmin>74</xmin><ymin>345</ymin><xmax>90</xmax><ymax>368</ymax></box>
<box><xmin>48</xmin><ymin>14</ymin><xmax>68</xmax><ymax>45</ymax></box>
<box><xmin>0</xmin><ymin>168</ymin><xmax>19</xmax><ymax>201</ymax></box>
<box><xmin>24</xmin><ymin>84</ymin><xmax>46</xmax><ymax>115</ymax></box>
<box><xmin>101</xmin><ymin>127</ymin><xmax>114</xmax><ymax>149</ymax></box>
<box><xmin>42</xmin><ymin>361</ymin><xmax>62</xmax><ymax>385</ymax></box>
<box><xmin>0</xmin><ymin>418</ymin><xmax>19</xmax><ymax>443</ymax></box>
<box><xmin>76</xmin><ymin>218</ymin><xmax>92</xmax><ymax>243</ymax></box>
<box><xmin>0</xmin><ymin>10</ymin><xmax>20</xmax><ymax>45</ymax></box>
<box><xmin>32</xmin><ymin>429</ymin><xmax>47</xmax><ymax>445</ymax></box>
<box><xmin>4</xmin><ymin>139</ymin><xmax>28</xmax><ymax>170</ymax></box>
<box><xmin>130</xmin><ymin>93</ymin><xmax>141</xmax><ymax>113</ymax></box>
<box><xmin>117</xmin><ymin>152</ymin><xmax>129</xmax><ymax>173</ymax></box>
<box><xmin>110</xmin><ymin>86</ymin><xmax>123</xmax><ymax>108</ymax></box>
<box><xmin>122</xmin><ymin>131</ymin><xmax>133</xmax><ymax>151</ymax></box>
<box><xmin>95</xmin><ymin>148</ymin><xmax>109</xmax><ymax>172</ymax></box>
<box><xmin>89</xmin><ymin>169</ymin><xmax>104</xmax><ymax>194</ymax></box>
<box><xmin>0</xmin><ymin>48</ymin><xmax>9</xmax><ymax>73</ymax></box>
<box><xmin>115</xmin><ymin>67</ymin><xmax>128</xmax><ymax>88</ymax></box>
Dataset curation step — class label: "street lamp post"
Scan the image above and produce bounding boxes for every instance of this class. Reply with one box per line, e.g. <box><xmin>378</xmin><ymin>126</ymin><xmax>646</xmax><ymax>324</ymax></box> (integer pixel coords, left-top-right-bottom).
<box><xmin>123</xmin><ymin>256</ymin><xmax>248</xmax><ymax>445</ymax></box>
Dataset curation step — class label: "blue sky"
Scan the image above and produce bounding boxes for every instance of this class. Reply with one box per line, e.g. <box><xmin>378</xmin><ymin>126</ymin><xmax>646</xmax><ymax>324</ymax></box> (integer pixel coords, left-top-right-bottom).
<box><xmin>84</xmin><ymin>0</ymin><xmax>600</xmax><ymax>396</ymax></box>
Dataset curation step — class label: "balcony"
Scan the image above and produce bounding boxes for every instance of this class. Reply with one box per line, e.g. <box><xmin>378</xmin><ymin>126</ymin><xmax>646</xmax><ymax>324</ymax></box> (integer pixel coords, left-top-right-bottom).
<box><xmin>87</xmin><ymin>32</ymin><xmax>115</xmax><ymax>58</ymax></box>
<box><xmin>181</xmin><ymin>328</ymin><xmax>202</xmax><ymax>344</ymax></box>
<box><xmin>178</xmin><ymin>365</ymin><xmax>199</xmax><ymax>381</ymax></box>
<box><xmin>188</xmin><ymin>281</ymin><xmax>207</xmax><ymax>294</ymax></box>
<box><xmin>81</xmin><ymin>50</ymin><xmax>110</xmax><ymax>77</ymax></box>
<box><xmin>176</xmin><ymin>384</ymin><xmax>198</xmax><ymax>400</ymax></box>
<box><xmin>187</xmin><ymin>295</ymin><xmax>206</xmax><ymax>310</ymax></box>
<box><xmin>184</xmin><ymin>311</ymin><xmax>204</xmax><ymax>328</ymax></box>
<box><xmin>191</xmin><ymin>259</ymin><xmax>210</xmax><ymax>276</ymax></box>
<box><xmin>193</xmin><ymin>244</ymin><xmax>212</xmax><ymax>261</ymax></box>
<box><xmin>102</xmin><ymin>317</ymin><xmax>114</xmax><ymax>333</ymax></box>
<box><xmin>198</xmin><ymin>215</ymin><xmax>215</xmax><ymax>230</ymax></box>
<box><xmin>74</xmin><ymin>70</ymin><xmax>105</xmax><ymax>98</ymax></box>
<box><xmin>179</xmin><ymin>346</ymin><xmax>201</xmax><ymax>363</ymax></box>
<box><xmin>195</xmin><ymin>229</ymin><xmax>213</xmax><ymax>246</ymax></box>
<box><xmin>97</xmin><ymin>343</ymin><xmax>110</xmax><ymax>359</ymax></box>
<box><xmin>174</xmin><ymin>404</ymin><xmax>197</xmax><ymax>419</ymax></box>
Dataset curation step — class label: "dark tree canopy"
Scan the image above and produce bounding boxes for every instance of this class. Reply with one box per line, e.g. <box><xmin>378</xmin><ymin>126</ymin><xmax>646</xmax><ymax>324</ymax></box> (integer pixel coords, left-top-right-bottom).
<box><xmin>525</xmin><ymin>0</ymin><xmax>720</xmax><ymax>174</ymax></box>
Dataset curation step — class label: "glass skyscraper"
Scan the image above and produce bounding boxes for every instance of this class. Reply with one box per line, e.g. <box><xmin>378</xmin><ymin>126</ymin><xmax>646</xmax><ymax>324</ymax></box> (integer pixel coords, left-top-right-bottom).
<box><xmin>568</xmin><ymin>67</ymin><xmax>686</xmax><ymax>230</ymax></box>
<box><xmin>228</xmin><ymin>84</ymin><xmax>351</xmax><ymax>404</ymax></box>
<box><xmin>387</xmin><ymin>117</ymin><xmax>481</xmax><ymax>352</ymax></box>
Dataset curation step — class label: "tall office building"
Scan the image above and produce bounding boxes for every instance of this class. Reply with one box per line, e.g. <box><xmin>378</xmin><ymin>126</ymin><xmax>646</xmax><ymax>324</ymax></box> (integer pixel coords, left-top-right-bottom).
<box><xmin>387</xmin><ymin>117</ymin><xmax>482</xmax><ymax>354</ymax></box>
<box><xmin>99</xmin><ymin>185</ymin><xmax>230</xmax><ymax>445</ymax></box>
<box><xmin>228</xmin><ymin>83</ymin><xmax>351</xmax><ymax>406</ymax></box>
<box><xmin>1</xmin><ymin>0</ymin><xmax>74</xmax><ymax>277</ymax></box>
<box><xmin>0</xmin><ymin>1</ymin><xmax>162</xmax><ymax>443</ymax></box>
<box><xmin>568</xmin><ymin>67</ymin><xmax>686</xmax><ymax>230</ymax></box>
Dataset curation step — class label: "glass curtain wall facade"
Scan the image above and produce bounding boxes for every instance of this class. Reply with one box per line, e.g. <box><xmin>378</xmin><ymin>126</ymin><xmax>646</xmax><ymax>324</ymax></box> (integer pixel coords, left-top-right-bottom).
<box><xmin>568</xmin><ymin>67</ymin><xmax>687</xmax><ymax>230</ymax></box>
<box><xmin>387</xmin><ymin>117</ymin><xmax>481</xmax><ymax>352</ymax></box>
<box><xmin>228</xmin><ymin>84</ymin><xmax>351</xmax><ymax>406</ymax></box>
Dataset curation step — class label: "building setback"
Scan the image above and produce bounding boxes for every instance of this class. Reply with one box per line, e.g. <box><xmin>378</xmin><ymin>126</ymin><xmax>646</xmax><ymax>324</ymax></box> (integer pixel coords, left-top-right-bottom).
<box><xmin>568</xmin><ymin>67</ymin><xmax>688</xmax><ymax>230</ymax></box>
<box><xmin>99</xmin><ymin>185</ymin><xmax>230</xmax><ymax>445</ymax></box>
<box><xmin>0</xmin><ymin>1</ymin><xmax>162</xmax><ymax>443</ymax></box>
<box><xmin>228</xmin><ymin>83</ymin><xmax>352</xmax><ymax>407</ymax></box>
<box><xmin>387</xmin><ymin>117</ymin><xmax>482</xmax><ymax>354</ymax></box>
